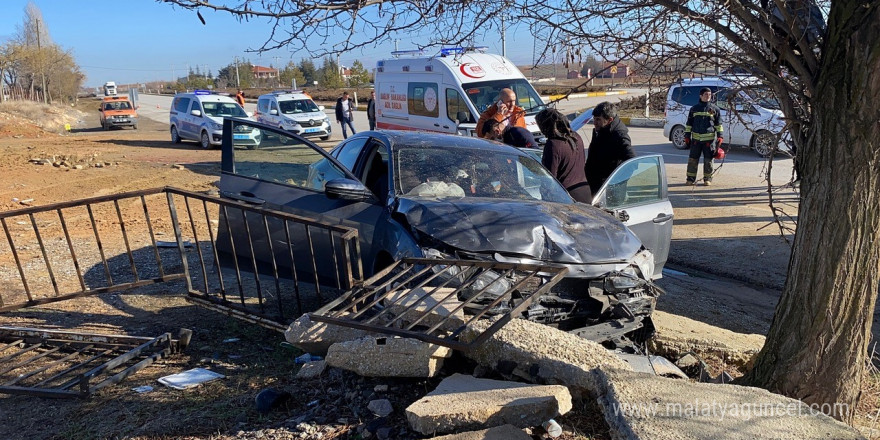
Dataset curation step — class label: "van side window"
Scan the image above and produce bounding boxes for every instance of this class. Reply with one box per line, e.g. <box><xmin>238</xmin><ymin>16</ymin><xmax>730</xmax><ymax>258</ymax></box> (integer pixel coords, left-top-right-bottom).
<box><xmin>674</xmin><ymin>86</ymin><xmax>713</xmax><ymax>107</ymax></box>
<box><xmin>446</xmin><ymin>89</ymin><xmax>472</xmax><ymax>123</ymax></box>
<box><xmin>408</xmin><ymin>82</ymin><xmax>439</xmax><ymax>117</ymax></box>
<box><xmin>257</xmin><ymin>98</ymin><xmax>269</xmax><ymax>113</ymax></box>
<box><xmin>174</xmin><ymin>97</ymin><xmax>191</xmax><ymax>113</ymax></box>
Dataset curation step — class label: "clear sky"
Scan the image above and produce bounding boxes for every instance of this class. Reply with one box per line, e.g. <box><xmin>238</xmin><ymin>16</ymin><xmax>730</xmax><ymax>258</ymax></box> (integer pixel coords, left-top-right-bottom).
<box><xmin>0</xmin><ymin>0</ymin><xmax>538</xmax><ymax>88</ymax></box>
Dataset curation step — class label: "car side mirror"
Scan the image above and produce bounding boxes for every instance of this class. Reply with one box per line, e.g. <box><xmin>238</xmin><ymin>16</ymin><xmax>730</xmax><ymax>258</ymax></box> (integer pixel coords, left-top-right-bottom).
<box><xmin>191</xmin><ymin>109</ymin><xmax>202</xmax><ymax>117</ymax></box>
<box><xmin>325</xmin><ymin>178</ymin><xmax>373</xmax><ymax>202</ymax></box>
<box><xmin>318</xmin><ymin>105</ymin><xmax>326</xmax><ymax>111</ymax></box>
<box><xmin>269</xmin><ymin>109</ymin><xmax>278</xmax><ymax>115</ymax></box>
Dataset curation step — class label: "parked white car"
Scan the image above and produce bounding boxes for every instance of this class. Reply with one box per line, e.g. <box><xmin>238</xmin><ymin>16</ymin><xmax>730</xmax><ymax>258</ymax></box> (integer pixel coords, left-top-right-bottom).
<box><xmin>169</xmin><ymin>91</ymin><xmax>261</xmax><ymax>149</ymax></box>
<box><xmin>255</xmin><ymin>91</ymin><xmax>332</xmax><ymax>141</ymax></box>
<box><xmin>662</xmin><ymin>77</ymin><xmax>792</xmax><ymax>157</ymax></box>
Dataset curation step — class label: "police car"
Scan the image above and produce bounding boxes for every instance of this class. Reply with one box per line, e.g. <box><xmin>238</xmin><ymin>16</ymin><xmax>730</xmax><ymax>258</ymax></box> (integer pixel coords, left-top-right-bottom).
<box><xmin>169</xmin><ymin>90</ymin><xmax>262</xmax><ymax>149</ymax></box>
<box><xmin>255</xmin><ymin>91</ymin><xmax>332</xmax><ymax>140</ymax></box>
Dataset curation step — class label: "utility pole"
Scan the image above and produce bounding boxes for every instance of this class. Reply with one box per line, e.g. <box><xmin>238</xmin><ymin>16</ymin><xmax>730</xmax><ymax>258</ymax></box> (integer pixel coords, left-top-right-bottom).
<box><xmin>394</xmin><ymin>39</ymin><xmax>399</xmax><ymax>52</ymax></box>
<box><xmin>273</xmin><ymin>56</ymin><xmax>281</xmax><ymax>87</ymax></box>
<box><xmin>35</xmin><ymin>18</ymin><xmax>47</xmax><ymax>103</ymax></box>
<box><xmin>500</xmin><ymin>15</ymin><xmax>506</xmax><ymax>58</ymax></box>
<box><xmin>234</xmin><ymin>56</ymin><xmax>241</xmax><ymax>88</ymax></box>
<box><xmin>204</xmin><ymin>64</ymin><xmax>208</xmax><ymax>80</ymax></box>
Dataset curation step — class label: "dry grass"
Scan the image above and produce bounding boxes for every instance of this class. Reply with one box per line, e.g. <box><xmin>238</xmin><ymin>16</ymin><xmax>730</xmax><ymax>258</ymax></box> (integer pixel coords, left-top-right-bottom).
<box><xmin>0</xmin><ymin>99</ymin><xmax>85</xmax><ymax>134</ymax></box>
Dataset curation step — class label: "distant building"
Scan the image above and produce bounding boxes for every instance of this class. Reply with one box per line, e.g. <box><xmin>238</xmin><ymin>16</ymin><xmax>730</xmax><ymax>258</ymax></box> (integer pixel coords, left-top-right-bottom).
<box><xmin>567</xmin><ymin>70</ymin><xmax>582</xmax><ymax>79</ymax></box>
<box><xmin>595</xmin><ymin>62</ymin><xmax>629</xmax><ymax>79</ymax></box>
<box><xmin>252</xmin><ymin>65</ymin><xmax>279</xmax><ymax>79</ymax></box>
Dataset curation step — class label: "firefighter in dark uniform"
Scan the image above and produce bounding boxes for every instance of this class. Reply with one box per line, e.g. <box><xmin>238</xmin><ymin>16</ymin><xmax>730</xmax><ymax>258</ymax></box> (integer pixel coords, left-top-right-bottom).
<box><xmin>685</xmin><ymin>87</ymin><xmax>724</xmax><ymax>185</ymax></box>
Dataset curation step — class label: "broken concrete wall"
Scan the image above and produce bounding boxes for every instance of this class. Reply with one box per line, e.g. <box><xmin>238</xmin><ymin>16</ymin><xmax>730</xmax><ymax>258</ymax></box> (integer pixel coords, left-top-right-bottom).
<box><xmin>284</xmin><ymin>314</ymin><xmax>379</xmax><ymax>355</ymax></box>
<box><xmin>325</xmin><ymin>336</ymin><xmax>451</xmax><ymax>377</ymax></box>
<box><xmin>406</xmin><ymin>374</ymin><xmax>572</xmax><ymax>435</ymax></box>
<box><xmin>459</xmin><ymin>318</ymin><xmax>631</xmax><ymax>398</ymax></box>
<box><xmin>384</xmin><ymin>287</ymin><xmax>466</xmax><ymax>332</ymax></box>
<box><xmin>594</xmin><ymin>367</ymin><xmax>864</xmax><ymax>440</ymax></box>
<box><xmin>647</xmin><ymin>311</ymin><xmax>765</xmax><ymax>369</ymax></box>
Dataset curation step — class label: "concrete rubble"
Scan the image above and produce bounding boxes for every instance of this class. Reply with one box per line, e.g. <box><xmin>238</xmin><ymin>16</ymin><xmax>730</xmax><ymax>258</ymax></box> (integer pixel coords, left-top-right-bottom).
<box><xmin>294</xmin><ymin>360</ymin><xmax>326</xmax><ymax>380</ymax></box>
<box><xmin>429</xmin><ymin>424</ymin><xmax>532</xmax><ymax>440</ymax></box>
<box><xmin>405</xmin><ymin>373</ymin><xmax>572</xmax><ymax>435</ymax></box>
<box><xmin>459</xmin><ymin>317</ymin><xmax>631</xmax><ymax>398</ymax></box>
<box><xmin>325</xmin><ymin>336</ymin><xmax>451</xmax><ymax>377</ymax></box>
<box><xmin>384</xmin><ymin>287</ymin><xmax>466</xmax><ymax>332</ymax></box>
<box><xmin>595</xmin><ymin>368</ymin><xmax>865</xmax><ymax>440</ymax></box>
<box><xmin>647</xmin><ymin>311</ymin><xmax>766</xmax><ymax>368</ymax></box>
<box><xmin>284</xmin><ymin>313</ymin><xmax>379</xmax><ymax>355</ymax></box>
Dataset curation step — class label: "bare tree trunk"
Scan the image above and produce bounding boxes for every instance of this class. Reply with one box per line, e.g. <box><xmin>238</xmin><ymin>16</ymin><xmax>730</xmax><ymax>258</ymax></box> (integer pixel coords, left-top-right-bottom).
<box><xmin>742</xmin><ymin>1</ymin><xmax>880</xmax><ymax>423</ymax></box>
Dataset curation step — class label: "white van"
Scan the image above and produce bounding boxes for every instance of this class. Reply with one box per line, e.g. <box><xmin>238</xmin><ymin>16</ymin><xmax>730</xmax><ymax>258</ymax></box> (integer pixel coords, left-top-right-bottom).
<box><xmin>662</xmin><ymin>77</ymin><xmax>792</xmax><ymax>156</ymax></box>
<box><xmin>169</xmin><ymin>90</ymin><xmax>261</xmax><ymax>149</ymax></box>
<box><xmin>255</xmin><ymin>91</ymin><xmax>332</xmax><ymax>141</ymax></box>
<box><xmin>374</xmin><ymin>47</ymin><xmax>546</xmax><ymax>140</ymax></box>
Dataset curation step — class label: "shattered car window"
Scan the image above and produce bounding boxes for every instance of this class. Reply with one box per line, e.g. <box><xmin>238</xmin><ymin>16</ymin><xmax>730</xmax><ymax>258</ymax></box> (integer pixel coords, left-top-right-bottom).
<box><xmin>394</xmin><ymin>145</ymin><xmax>571</xmax><ymax>202</ymax></box>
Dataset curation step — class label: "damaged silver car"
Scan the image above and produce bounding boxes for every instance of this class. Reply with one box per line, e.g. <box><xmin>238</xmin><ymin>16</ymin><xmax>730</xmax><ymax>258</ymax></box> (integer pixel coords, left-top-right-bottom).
<box><xmin>218</xmin><ymin>120</ymin><xmax>673</xmax><ymax>347</ymax></box>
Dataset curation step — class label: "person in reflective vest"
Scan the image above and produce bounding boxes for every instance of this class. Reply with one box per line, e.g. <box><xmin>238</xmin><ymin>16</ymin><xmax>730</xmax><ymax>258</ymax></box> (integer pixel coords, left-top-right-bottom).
<box><xmin>685</xmin><ymin>87</ymin><xmax>724</xmax><ymax>186</ymax></box>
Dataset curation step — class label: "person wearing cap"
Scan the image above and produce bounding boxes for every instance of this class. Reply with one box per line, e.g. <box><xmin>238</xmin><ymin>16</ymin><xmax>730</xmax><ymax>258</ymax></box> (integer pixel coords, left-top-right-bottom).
<box><xmin>234</xmin><ymin>89</ymin><xmax>246</xmax><ymax>107</ymax></box>
<box><xmin>684</xmin><ymin>87</ymin><xmax>724</xmax><ymax>186</ymax></box>
<box><xmin>535</xmin><ymin>108</ymin><xmax>592</xmax><ymax>203</ymax></box>
<box><xmin>585</xmin><ymin>101</ymin><xmax>636</xmax><ymax>195</ymax></box>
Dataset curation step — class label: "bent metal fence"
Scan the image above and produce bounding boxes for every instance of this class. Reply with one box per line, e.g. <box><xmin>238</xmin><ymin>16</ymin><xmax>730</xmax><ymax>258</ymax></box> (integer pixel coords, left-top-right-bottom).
<box><xmin>0</xmin><ymin>187</ymin><xmax>361</xmax><ymax>332</ymax></box>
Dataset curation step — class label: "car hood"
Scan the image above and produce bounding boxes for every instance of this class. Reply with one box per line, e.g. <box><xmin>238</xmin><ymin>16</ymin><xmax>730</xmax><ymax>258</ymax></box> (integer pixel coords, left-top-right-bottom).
<box><xmin>207</xmin><ymin>115</ymin><xmax>256</xmax><ymax>125</ymax></box>
<box><xmin>285</xmin><ymin>112</ymin><xmax>326</xmax><ymax>121</ymax></box>
<box><xmin>396</xmin><ymin>197</ymin><xmax>643</xmax><ymax>264</ymax></box>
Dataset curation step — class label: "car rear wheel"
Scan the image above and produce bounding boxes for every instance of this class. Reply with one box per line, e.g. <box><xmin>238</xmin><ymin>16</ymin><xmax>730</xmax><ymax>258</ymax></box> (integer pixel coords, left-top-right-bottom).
<box><xmin>671</xmin><ymin>125</ymin><xmax>688</xmax><ymax>149</ymax></box>
<box><xmin>751</xmin><ymin>130</ymin><xmax>775</xmax><ymax>157</ymax></box>
<box><xmin>171</xmin><ymin>126</ymin><xmax>181</xmax><ymax>143</ymax></box>
<box><xmin>200</xmin><ymin>131</ymin><xmax>211</xmax><ymax>149</ymax></box>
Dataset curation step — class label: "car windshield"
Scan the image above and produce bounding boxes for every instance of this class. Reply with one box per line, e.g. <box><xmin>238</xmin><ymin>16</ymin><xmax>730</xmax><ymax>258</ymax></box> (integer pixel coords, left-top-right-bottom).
<box><xmin>394</xmin><ymin>145</ymin><xmax>571</xmax><ymax>203</ymax></box>
<box><xmin>279</xmin><ymin>99</ymin><xmax>320</xmax><ymax>114</ymax></box>
<box><xmin>462</xmin><ymin>79</ymin><xmax>546</xmax><ymax>115</ymax></box>
<box><xmin>743</xmin><ymin>87</ymin><xmax>781</xmax><ymax>110</ymax></box>
<box><xmin>203</xmin><ymin>102</ymin><xmax>248</xmax><ymax>117</ymax></box>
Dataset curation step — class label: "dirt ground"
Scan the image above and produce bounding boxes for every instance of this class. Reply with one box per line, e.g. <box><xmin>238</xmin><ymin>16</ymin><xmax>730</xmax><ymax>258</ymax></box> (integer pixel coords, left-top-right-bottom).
<box><xmin>0</xmin><ymin>99</ymin><xmax>875</xmax><ymax>439</ymax></box>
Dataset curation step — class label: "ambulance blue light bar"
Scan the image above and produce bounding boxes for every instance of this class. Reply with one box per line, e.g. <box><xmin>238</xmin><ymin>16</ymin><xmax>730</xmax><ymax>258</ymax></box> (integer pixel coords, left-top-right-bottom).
<box><xmin>440</xmin><ymin>46</ymin><xmax>489</xmax><ymax>56</ymax></box>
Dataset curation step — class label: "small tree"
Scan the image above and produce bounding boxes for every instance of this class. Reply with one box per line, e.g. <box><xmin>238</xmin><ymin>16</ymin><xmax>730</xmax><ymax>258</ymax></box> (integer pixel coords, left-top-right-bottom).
<box><xmin>299</xmin><ymin>58</ymin><xmax>317</xmax><ymax>85</ymax></box>
<box><xmin>318</xmin><ymin>57</ymin><xmax>343</xmax><ymax>89</ymax></box>
<box><xmin>348</xmin><ymin>60</ymin><xmax>372</xmax><ymax>87</ymax></box>
<box><xmin>279</xmin><ymin>61</ymin><xmax>305</xmax><ymax>89</ymax></box>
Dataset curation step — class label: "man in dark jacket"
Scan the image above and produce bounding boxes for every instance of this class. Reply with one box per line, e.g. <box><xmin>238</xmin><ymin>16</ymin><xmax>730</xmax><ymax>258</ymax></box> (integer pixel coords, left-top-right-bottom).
<box><xmin>585</xmin><ymin>101</ymin><xmax>636</xmax><ymax>195</ymax></box>
<box><xmin>335</xmin><ymin>91</ymin><xmax>356</xmax><ymax>139</ymax></box>
<box><xmin>685</xmin><ymin>87</ymin><xmax>724</xmax><ymax>185</ymax></box>
<box><xmin>366</xmin><ymin>91</ymin><xmax>377</xmax><ymax>130</ymax></box>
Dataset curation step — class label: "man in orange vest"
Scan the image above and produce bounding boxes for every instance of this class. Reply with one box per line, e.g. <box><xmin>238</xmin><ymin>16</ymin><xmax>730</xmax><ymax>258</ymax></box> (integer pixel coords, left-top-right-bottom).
<box><xmin>235</xmin><ymin>89</ymin><xmax>246</xmax><ymax>107</ymax></box>
<box><xmin>475</xmin><ymin>88</ymin><xmax>526</xmax><ymax>137</ymax></box>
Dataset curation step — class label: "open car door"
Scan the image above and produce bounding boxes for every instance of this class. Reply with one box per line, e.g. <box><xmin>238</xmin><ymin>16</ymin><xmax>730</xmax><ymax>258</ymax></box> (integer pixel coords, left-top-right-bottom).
<box><xmin>592</xmin><ymin>155</ymin><xmax>673</xmax><ymax>279</ymax></box>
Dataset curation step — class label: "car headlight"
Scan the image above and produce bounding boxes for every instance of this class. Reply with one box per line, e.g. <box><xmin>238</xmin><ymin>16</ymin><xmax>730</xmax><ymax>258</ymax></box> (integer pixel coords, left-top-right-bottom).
<box><xmin>284</xmin><ymin>119</ymin><xmax>299</xmax><ymax>129</ymax></box>
<box><xmin>208</xmin><ymin>121</ymin><xmax>222</xmax><ymax>130</ymax></box>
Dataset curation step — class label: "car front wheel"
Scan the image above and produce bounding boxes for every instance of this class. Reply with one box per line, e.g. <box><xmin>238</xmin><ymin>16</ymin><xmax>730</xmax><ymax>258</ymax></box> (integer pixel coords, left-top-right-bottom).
<box><xmin>200</xmin><ymin>131</ymin><xmax>211</xmax><ymax>149</ymax></box>
<box><xmin>751</xmin><ymin>130</ymin><xmax>775</xmax><ymax>157</ymax></box>
<box><xmin>171</xmin><ymin>126</ymin><xmax>181</xmax><ymax>143</ymax></box>
<box><xmin>671</xmin><ymin>125</ymin><xmax>688</xmax><ymax>149</ymax></box>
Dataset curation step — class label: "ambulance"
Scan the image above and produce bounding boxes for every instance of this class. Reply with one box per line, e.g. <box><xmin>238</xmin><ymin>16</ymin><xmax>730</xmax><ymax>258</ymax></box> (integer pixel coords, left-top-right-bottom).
<box><xmin>374</xmin><ymin>47</ymin><xmax>546</xmax><ymax>140</ymax></box>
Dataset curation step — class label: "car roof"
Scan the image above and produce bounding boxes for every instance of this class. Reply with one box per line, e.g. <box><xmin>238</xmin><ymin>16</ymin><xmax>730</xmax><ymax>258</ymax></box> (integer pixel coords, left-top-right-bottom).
<box><xmin>355</xmin><ymin>130</ymin><xmax>531</xmax><ymax>156</ymax></box>
<box><xmin>259</xmin><ymin>92</ymin><xmax>312</xmax><ymax>100</ymax></box>
<box><xmin>175</xmin><ymin>93</ymin><xmax>237</xmax><ymax>103</ymax></box>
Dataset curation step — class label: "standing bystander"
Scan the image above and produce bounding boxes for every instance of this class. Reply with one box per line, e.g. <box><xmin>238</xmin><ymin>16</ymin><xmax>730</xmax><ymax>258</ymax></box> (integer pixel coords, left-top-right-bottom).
<box><xmin>475</xmin><ymin>88</ymin><xmax>526</xmax><ymax>137</ymax></box>
<box><xmin>234</xmin><ymin>89</ymin><xmax>246</xmax><ymax>107</ymax></box>
<box><xmin>367</xmin><ymin>91</ymin><xmax>377</xmax><ymax>131</ymax></box>
<box><xmin>585</xmin><ymin>102</ymin><xmax>636</xmax><ymax>195</ymax></box>
<box><xmin>335</xmin><ymin>91</ymin><xmax>357</xmax><ymax>139</ymax></box>
<box><xmin>535</xmin><ymin>109</ymin><xmax>592</xmax><ymax>203</ymax></box>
